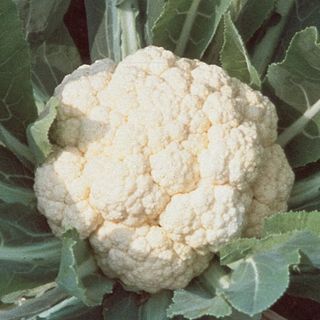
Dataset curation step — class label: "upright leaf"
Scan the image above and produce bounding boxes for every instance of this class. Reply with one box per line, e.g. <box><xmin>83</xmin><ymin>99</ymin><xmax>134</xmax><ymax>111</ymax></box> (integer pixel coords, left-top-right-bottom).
<box><xmin>152</xmin><ymin>0</ymin><xmax>232</xmax><ymax>58</ymax></box>
<box><xmin>27</xmin><ymin>97</ymin><xmax>58</xmax><ymax>165</ymax></box>
<box><xmin>0</xmin><ymin>145</ymin><xmax>35</xmax><ymax>206</ymax></box>
<box><xmin>0</xmin><ymin>203</ymin><xmax>61</xmax><ymax>298</ymax></box>
<box><xmin>85</xmin><ymin>0</ymin><xmax>143</xmax><ymax>63</ymax></box>
<box><xmin>12</xmin><ymin>0</ymin><xmax>71</xmax><ymax>47</ymax></box>
<box><xmin>220</xmin><ymin>13</ymin><xmax>261</xmax><ymax>89</ymax></box>
<box><xmin>267</xmin><ymin>27</ymin><xmax>320</xmax><ymax>167</ymax></box>
<box><xmin>31</xmin><ymin>24</ymin><xmax>82</xmax><ymax>103</ymax></box>
<box><xmin>250</xmin><ymin>0</ymin><xmax>295</xmax><ymax>76</ymax></box>
<box><xmin>235</xmin><ymin>0</ymin><xmax>276</xmax><ymax>42</ymax></box>
<box><xmin>56</xmin><ymin>230</ymin><xmax>113</xmax><ymax>307</ymax></box>
<box><xmin>273</xmin><ymin>0</ymin><xmax>320</xmax><ymax>62</ymax></box>
<box><xmin>0</xmin><ymin>0</ymin><xmax>37</xmax><ymax>148</ymax></box>
<box><xmin>144</xmin><ymin>0</ymin><xmax>165</xmax><ymax>44</ymax></box>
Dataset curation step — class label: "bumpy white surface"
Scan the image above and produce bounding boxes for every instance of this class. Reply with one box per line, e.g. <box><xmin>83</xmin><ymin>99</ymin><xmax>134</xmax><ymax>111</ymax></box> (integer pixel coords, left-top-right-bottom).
<box><xmin>34</xmin><ymin>46</ymin><xmax>294</xmax><ymax>293</ymax></box>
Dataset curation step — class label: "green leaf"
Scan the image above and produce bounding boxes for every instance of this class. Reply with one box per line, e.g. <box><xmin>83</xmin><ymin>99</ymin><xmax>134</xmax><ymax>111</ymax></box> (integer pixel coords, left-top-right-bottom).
<box><xmin>167</xmin><ymin>278</ymin><xmax>232</xmax><ymax>320</ymax></box>
<box><xmin>288</xmin><ymin>272</ymin><xmax>320</xmax><ymax>303</ymax></box>
<box><xmin>223</xmin><ymin>309</ymin><xmax>261</xmax><ymax>320</ymax></box>
<box><xmin>0</xmin><ymin>203</ymin><xmax>61</xmax><ymax>298</ymax></box>
<box><xmin>264</xmin><ymin>211</ymin><xmax>320</xmax><ymax>237</ymax></box>
<box><xmin>56</xmin><ymin>230</ymin><xmax>113</xmax><ymax>307</ymax></box>
<box><xmin>0</xmin><ymin>0</ymin><xmax>37</xmax><ymax>148</ymax></box>
<box><xmin>0</xmin><ymin>145</ymin><xmax>35</xmax><ymax>206</ymax></box>
<box><xmin>13</xmin><ymin>0</ymin><xmax>81</xmax><ymax>106</ymax></box>
<box><xmin>12</xmin><ymin>0</ymin><xmax>71</xmax><ymax>47</ymax></box>
<box><xmin>0</xmin><ymin>287</ymin><xmax>69</xmax><ymax>320</ymax></box>
<box><xmin>273</xmin><ymin>0</ymin><xmax>320</xmax><ymax>62</ymax></box>
<box><xmin>289</xmin><ymin>172</ymin><xmax>320</xmax><ymax>211</ymax></box>
<box><xmin>1</xmin><ymin>282</ymin><xmax>56</xmax><ymax>304</ymax></box>
<box><xmin>152</xmin><ymin>0</ymin><xmax>232</xmax><ymax>58</ymax></box>
<box><xmin>250</xmin><ymin>0</ymin><xmax>295</xmax><ymax>76</ymax></box>
<box><xmin>103</xmin><ymin>287</ymin><xmax>139</xmax><ymax>320</ymax></box>
<box><xmin>267</xmin><ymin>27</ymin><xmax>320</xmax><ymax>167</ymax></box>
<box><xmin>144</xmin><ymin>0</ymin><xmax>165</xmax><ymax>44</ymax></box>
<box><xmin>31</xmin><ymin>24</ymin><xmax>82</xmax><ymax>103</ymax></box>
<box><xmin>219</xmin><ymin>231</ymin><xmax>320</xmax><ymax>315</ymax></box>
<box><xmin>219</xmin><ymin>238</ymin><xmax>258</xmax><ymax>266</ymax></box>
<box><xmin>140</xmin><ymin>291</ymin><xmax>172</xmax><ymax>320</ymax></box>
<box><xmin>36</xmin><ymin>297</ymin><xmax>103</xmax><ymax>320</ymax></box>
<box><xmin>0</xmin><ymin>124</ymin><xmax>35</xmax><ymax>167</ymax></box>
<box><xmin>27</xmin><ymin>97</ymin><xmax>58</xmax><ymax>165</ymax></box>
<box><xmin>85</xmin><ymin>0</ymin><xmax>143</xmax><ymax>63</ymax></box>
<box><xmin>220</xmin><ymin>13</ymin><xmax>261</xmax><ymax>89</ymax></box>
<box><xmin>235</xmin><ymin>0</ymin><xmax>276</xmax><ymax>42</ymax></box>
<box><xmin>224</xmin><ymin>251</ymin><xmax>293</xmax><ymax>316</ymax></box>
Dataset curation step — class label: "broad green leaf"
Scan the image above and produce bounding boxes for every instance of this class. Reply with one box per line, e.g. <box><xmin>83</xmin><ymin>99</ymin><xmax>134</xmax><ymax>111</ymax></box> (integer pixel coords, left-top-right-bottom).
<box><xmin>224</xmin><ymin>251</ymin><xmax>293</xmax><ymax>316</ymax></box>
<box><xmin>0</xmin><ymin>145</ymin><xmax>35</xmax><ymax>206</ymax></box>
<box><xmin>56</xmin><ymin>230</ymin><xmax>113</xmax><ymax>306</ymax></box>
<box><xmin>36</xmin><ymin>297</ymin><xmax>103</xmax><ymax>320</ymax></box>
<box><xmin>289</xmin><ymin>172</ymin><xmax>320</xmax><ymax>211</ymax></box>
<box><xmin>235</xmin><ymin>0</ymin><xmax>276</xmax><ymax>42</ymax></box>
<box><xmin>167</xmin><ymin>278</ymin><xmax>232</xmax><ymax>320</ymax></box>
<box><xmin>168</xmin><ymin>289</ymin><xmax>231</xmax><ymax>319</ymax></box>
<box><xmin>85</xmin><ymin>0</ymin><xmax>143</xmax><ymax>63</ymax></box>
<box><xmin>27</xmin><ymin>97</ymin><xmax>58</xmax><ymax>165</ymax></box>
<box><xmin>264</xmin><ymin>211</ymin><xmax>320</xmax><ymax>237</ymax></box>
<box><xmin>198</xmin><ymin>260</ymin><xmax>231</xmax><ymax>294</ymax></box>
<box><xmin>220</xmin><ymin>13</ymin><xmax>261</xmax><ymax>89</ymax></box>
<box><xmin>152</xmin><ymin>0</ymin><xmax>232</xmax><ymax>58</ymax></box>
<box><xmin>219</xmin><ymin>238</ymin><xmax>258</xmax><ymax>266</ymax></box>
<box><xmin>12</xmin><ymin>0</ymin><xmax>71</xmax><ymax>47</ymax></box>
<box><xmin>267</xmin><ymin>27</ymin><xmax>320</xmax><ymax>167</ymax></box>
<box><xmin>144</xmin><ymin>0</ymin><xmax>165</xmax><ymax>44</ymax></box>
<box><xmin>222</xmin><ymin>231</ymin><xmax>320</xmax><ymax>267</ymax></box>
<box><xmin>0</xmin><ymin>203</ymin><xmax>61</xmax><ymax>298</ymax></box>
<box><xmin>140</xmin><ymin>291</ymin><xmax>172</xmax><ymax>320</ymax></box>
<box><xmin>31</xmin><ymin>24</ymin><xmax>82</xmax><ymax>102</ymax></box>
<box><xmin>288</xmin><ymin>272</ymin><xmax>320</xmax><ymax>303</ymax></box>
<box><xmin>0</xmin><ymin>0</ymin><xmax>37</xmax><ymax>148</ymax></box>
<box><xmin>220</xmin><ymin>231</ymin><xmax>320</xmax><ymax>315</ymax></box>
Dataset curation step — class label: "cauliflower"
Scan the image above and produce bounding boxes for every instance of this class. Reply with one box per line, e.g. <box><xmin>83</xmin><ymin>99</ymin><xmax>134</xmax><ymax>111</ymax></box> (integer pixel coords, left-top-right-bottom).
<box><xmin>34</xmin><ymin>46</ymin><xmax>294</xmax><ymax>293</ymax></box>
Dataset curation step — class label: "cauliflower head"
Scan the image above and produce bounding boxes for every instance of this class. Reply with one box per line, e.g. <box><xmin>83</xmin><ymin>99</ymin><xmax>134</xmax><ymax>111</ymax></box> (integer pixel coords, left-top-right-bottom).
<box><xmin>34</xmin><ymin>46</ymin><xmax>294</xmax><ymax>293</ymax></box>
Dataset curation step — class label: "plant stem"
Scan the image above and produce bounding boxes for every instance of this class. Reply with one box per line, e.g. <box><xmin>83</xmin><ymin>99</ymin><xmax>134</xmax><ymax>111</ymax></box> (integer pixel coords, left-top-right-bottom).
<box><xmin>277</xmin><ymin>99</ymin><xmax>320</xmax><ymax>147</ymax></box>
